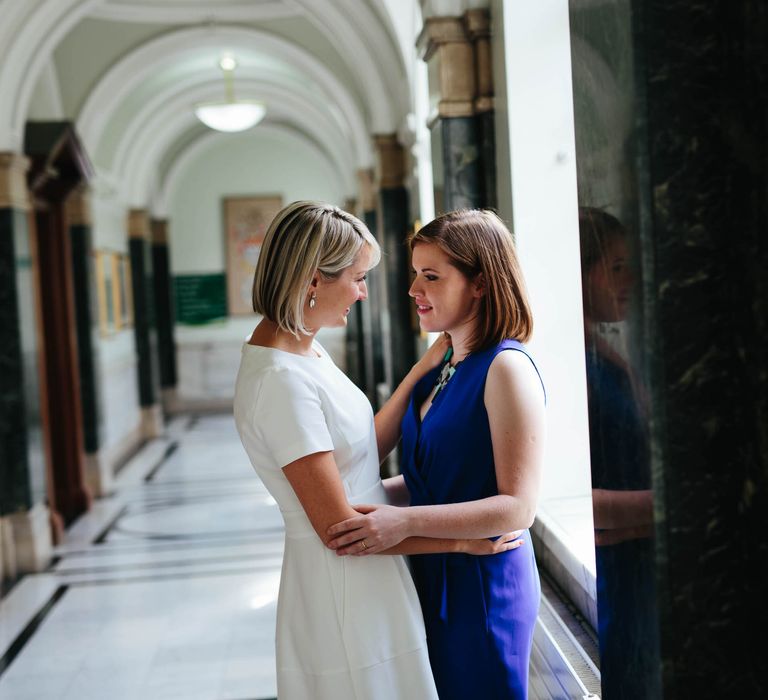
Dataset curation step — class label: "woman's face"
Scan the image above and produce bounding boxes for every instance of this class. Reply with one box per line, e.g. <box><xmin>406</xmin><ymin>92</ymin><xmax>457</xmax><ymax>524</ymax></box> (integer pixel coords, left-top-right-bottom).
<box><xmin>408</xmin><ymin>242</ymin><xmax>482</xmax><ymax>334</ymax></box>
<box><xmin>311</xmin><ymin>246</ymin><xmax>372</xmax><ymax>329</ymax></box>
<box><xmin>584</xmin><ymin>237</ymin><xmax>633</xmax><ymax>323</ymax></box>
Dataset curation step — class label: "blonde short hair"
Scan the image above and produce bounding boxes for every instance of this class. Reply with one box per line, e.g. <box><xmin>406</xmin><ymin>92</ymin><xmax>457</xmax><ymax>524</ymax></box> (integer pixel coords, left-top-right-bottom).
<box><xmin>252</xmin><ymin>201</ymin><xmax>380</xmax><ymax>337</ymax></box>
<box><xmin>409</xmin><ymin>209</ymin><xmax>533</xmax><ymax>350</ymax></box>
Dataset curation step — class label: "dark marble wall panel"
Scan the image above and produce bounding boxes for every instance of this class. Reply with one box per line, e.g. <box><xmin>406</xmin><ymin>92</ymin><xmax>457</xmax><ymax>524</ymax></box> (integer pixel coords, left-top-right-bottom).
<box><xmin>129</xmin><ymin>237</ymin><xmax>158</xmax><ymax>407</ymax></box>
<box><xmin>571</xmin><ymin>0</ymin><xmax>768</xmax><ymax>696</ymax></box>
<box><xmin>379</xmin><ymin>188</ymin><xmax>415</xmax><ymax>388</ymax></box>
<box><xmin>151</xmin><ymin>243</ymin><xmax>176</xmax><ymax>389</ymax></box>
<box><xmin>0</xmin><ymin>208</ymin><xmax>45</xmax><ymax>514</ymax></box>
<box><xmin>477</xmin><ymin>110</ymin><xmax>497</xmax><ymax>210</ymax></box>
<box><xmin>438</xmin><ymin>116</ymin><xmax>483</xmax><ymax>212</ymax></box>
<box><xmin>633</xmin><ymin>1</ymin><xmax>768</xmax><ymax>695</ymax></box>
<box><xmin>69</xmin><ymin>224</ymin><xmax>100</xmax><ymax>453</ymax></box>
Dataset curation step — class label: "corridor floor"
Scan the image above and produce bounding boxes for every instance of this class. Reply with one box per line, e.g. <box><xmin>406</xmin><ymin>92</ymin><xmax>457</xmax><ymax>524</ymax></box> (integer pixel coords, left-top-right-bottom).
<box><xmin>0</xmin><ymin>414</ymin><xmax>282</xmax><ymax>700</ymax></box>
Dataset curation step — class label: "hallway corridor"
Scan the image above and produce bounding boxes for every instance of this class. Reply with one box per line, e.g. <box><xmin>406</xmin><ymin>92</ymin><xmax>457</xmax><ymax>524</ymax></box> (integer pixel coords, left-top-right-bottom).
<box><xmin>0</xmin><ymin>415</ymin><xmax>281</xmax><ymax>700</ymax></box>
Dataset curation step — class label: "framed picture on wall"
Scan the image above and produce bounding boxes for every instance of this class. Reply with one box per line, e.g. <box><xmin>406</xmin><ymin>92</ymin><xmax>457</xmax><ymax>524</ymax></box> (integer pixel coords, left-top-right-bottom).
<box><xmin>95</xmin><ymin>250</ymin><xmax>116</xmax><ymax>336</ymax></box>
<box><xmin>223</xmin><ymin>195</ymin><xmax>283</xmax><ymax>315</ymax></box>
<box><xmin>115</xmin><ymin>254</ymin><xmax>134</xmax><ymax>329</ymax></box>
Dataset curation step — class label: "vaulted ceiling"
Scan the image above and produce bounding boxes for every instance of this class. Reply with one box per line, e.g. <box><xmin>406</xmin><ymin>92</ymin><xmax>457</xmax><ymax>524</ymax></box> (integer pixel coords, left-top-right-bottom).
<box><xmin>0</xmin><ymin>0</ymin><xmax>417</xmax><ymax>207</ymax></box>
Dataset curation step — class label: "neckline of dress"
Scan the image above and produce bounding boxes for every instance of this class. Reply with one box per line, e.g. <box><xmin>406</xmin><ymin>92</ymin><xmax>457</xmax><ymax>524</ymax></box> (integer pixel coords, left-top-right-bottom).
<box><xmin>243</xmin><ymin>341</ymin><xmax>324</xmax><ymax>360</ymax></box>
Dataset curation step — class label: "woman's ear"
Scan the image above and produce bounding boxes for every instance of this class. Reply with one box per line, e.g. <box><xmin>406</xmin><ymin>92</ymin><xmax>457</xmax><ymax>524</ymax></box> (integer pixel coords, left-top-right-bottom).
<box><xmin>472</xmin><ymin>273</ymin><xmax>487</xmax><ymax>298</ymax></box>
<box><xmin>309</xmin><ymin>272</ymin><xmax>320</xmax><ymax>289</ymax></box>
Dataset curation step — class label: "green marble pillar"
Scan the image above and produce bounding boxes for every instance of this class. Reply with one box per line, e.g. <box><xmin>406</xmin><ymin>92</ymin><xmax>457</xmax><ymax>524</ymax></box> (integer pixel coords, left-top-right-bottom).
<box><xmin>150</xmin><ymin>219</ymin><xmax>177</xmax><ymax>391</ymax></box>
<box><xmin>419</xmin><ymin>12</ymin><xmax>496</xmax><ymax>212</ymax></box>
<box><xmin>374</xmin><ymin>136</ymin><xmax>416</xmax><ymax>389</ymax></box>
<box><xmin>128</xmin><ymin>210</ymin><xmax>163</xmax><ymax>436</ymax></box>
<box><xmin>0</xmin><ymin>153</ymin><xmax>44</xmax><ymax>516</ymax></box>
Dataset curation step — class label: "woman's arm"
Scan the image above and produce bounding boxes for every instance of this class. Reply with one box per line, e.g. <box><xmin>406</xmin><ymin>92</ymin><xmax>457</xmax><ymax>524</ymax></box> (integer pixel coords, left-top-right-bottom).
<box><xmin>282</xmin><ymin>451</ymin><xmax>365</xmax><ymax>545</ymax></box>
<box><xmin>284</xmin><ymin>450</ymin><xmax>515</xmax><ymax>555</ymax></box>
<box><xmin>382</xmin><ymin>474</ymin><xmax>410</xmax><ymax>507</ymax></box>
<box><xmin>373</xmin><ymin>334</ymin><xmax>450</xmax><ymax>462</ymax></box>
<box><xmin>328</xmin><ymin>350</ymin><xmax>546</xmax><ymax>554</ymax></box>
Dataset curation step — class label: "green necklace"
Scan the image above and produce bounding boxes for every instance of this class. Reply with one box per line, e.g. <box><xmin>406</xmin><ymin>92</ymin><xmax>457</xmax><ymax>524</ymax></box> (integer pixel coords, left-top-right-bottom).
<box><xmin>433</xmin><ymin>347</ymin><xmax>462</xmax><ymax>399</ymax></box>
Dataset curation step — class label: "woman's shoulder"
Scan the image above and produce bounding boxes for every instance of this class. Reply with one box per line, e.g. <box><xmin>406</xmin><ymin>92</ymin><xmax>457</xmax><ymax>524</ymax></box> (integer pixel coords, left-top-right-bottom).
<box><xmin>486</xmin><ymin>340</ymin><xmax>546</xmax><ymax>402</ymax></box>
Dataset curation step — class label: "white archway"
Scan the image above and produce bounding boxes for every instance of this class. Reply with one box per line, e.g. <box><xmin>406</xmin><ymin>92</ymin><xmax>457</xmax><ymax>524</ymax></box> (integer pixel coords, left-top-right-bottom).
<box><xmin>116</xmin><ymin>82</ymin><xmax>357</xmax><ymax>206</ymax></box>
<box><xmin>76</xmin><ymin>26</ymin><xmax>374</xmax><ymax>167</ymax></box>
<box><xmin>154</xmin><ymin>123</ymin><xmax>344</xmax><ymax>217</ymax></box>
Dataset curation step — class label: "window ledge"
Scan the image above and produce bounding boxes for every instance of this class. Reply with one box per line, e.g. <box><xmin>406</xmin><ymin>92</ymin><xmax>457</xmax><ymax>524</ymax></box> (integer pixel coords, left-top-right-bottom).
<box><xmin>532</xmin><ymin>496</ymin><xmax>598</xmax><ymax>631</ymax></box>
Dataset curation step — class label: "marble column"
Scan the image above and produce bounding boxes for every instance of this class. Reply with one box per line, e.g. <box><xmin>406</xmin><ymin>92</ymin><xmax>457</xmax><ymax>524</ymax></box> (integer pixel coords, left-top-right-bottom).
<box><xmin>0</xmin><ymin>153</ymin><xmax>52</xmax><ymax>578</ymax></box>
<box><xmin>150</xmin><ymin>219</ymin><xmax>177</xmax><ymax>413</ymax></box>
<box><xmin>128</xmin><ymin>210</ymin><xmax>163</xmax><ymax>438</ymax></box>
<box><xmin>418</xmin><ymin>16</ymin><xmax>484</xmax><ymax>211</ymax></box>
<box><xmin>632</xmin><ymin>2</ymin><xmax>768</xmax><ymax>695</ymax></box>
<box><xmin>571</xmin><ymin>0</ymin><xmax>768</xmax><ymax>695</ymax></box>
<box><xmin>65</xmin><ymin>189</ymin><xmax>111</xmax><ymax>497</ymax></box>
<box><xmin>374</xmin><ymin>135</ymin><xmax>415</xmax><ymax>390</ymax></box>
<box><xmin>355</xmin><ymin>168</ymin><xmax>383</xmax><ymax>405</ymax></box>
<box><xmin>465</xmin><ymin>8</ymin><xmax>497</xmax><ymax>210</ymax></box>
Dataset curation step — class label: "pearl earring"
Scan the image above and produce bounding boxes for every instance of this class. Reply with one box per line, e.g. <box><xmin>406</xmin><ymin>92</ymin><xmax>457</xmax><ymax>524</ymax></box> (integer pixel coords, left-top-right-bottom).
<box><xmin>309</xmin><ymin>292</ymin><xmax>317</xmax><ymax>309</ymax></box>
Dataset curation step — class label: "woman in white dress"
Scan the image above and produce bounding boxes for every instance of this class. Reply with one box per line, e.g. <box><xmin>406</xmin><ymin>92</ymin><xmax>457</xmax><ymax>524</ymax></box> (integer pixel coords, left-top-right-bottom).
<box><xmin>233</xmin><ymin>201</ymin><xmax>522</xmax><ymax>699</ymax></box>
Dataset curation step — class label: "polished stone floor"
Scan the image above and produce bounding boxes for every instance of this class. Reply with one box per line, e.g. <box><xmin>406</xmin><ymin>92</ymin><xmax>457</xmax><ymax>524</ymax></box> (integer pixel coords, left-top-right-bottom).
<box><xmin>0</xmin><ymin>413</ymin><xmax>600</xmax><ymax>700</ymax></box>
<box><xmin>0</xmin><ymin>414</ymin><xmax>282</xmax><ymax>700</ymax></box>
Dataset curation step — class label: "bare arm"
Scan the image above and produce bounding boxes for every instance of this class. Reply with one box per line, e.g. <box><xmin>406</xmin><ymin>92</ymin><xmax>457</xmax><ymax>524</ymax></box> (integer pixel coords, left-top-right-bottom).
<box><xmin>283</xmin><ymin>450</ymin><xmax>517</xmax><ymax>556</ymax></box>
<box><xmin>592</xmin><ymin>488</ymin><xmax>653</xmax><ymax>530</ymax></box>
<box><xmin>373</xmin><ymin>334</ymin><xmax>450</xmax><ymax>462</ymax></box>
<box><xmin>382</xmin><ymin>475</ymin><xmax>410</xmax><ymax>507</ymax></box>
<box><xmin>328</xmin><ymin>350</ymin><xmax>546</xmax><ymax>554</ymax></box>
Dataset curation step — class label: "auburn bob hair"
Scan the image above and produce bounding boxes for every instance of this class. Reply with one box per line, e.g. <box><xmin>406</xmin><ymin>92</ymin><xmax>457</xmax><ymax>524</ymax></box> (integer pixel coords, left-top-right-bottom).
<box><xmin>408</xmin><ymin>209</ymin><xmax>533</xmax><ymax>351</ymax></box>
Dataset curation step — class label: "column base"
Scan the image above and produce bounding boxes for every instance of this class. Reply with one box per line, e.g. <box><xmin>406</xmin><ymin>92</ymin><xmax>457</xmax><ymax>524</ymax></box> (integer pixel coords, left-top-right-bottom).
<box><xmin>140</xmin><ymin>404</ymin><xmax>164</xmax><ymax>439</ymax></box>
<box><xmin>4</xmin><ymin>503</ymin><xmax>53</xmax><ymax>575</ymax></box>
<box><xmin>0</xmin><ymin>516</ymin><xmax>17</xmax><ymax>581</ymax></box>
<box><xmin>84</xmin><ymin>451</ymin><xmax>114</xmax><ymax>498</ymax></box>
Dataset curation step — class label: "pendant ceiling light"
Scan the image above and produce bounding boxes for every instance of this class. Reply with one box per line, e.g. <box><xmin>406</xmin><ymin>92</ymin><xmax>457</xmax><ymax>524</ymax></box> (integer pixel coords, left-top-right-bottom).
<box><xmin>194</xmin><ymin>54</ymin><xmax>265</xmax><ymax>133</ymax></box>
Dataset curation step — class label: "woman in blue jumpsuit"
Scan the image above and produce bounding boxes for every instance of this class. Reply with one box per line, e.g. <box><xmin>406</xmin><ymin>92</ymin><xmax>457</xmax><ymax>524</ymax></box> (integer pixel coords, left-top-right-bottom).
<box><xmin>328</xmin><ymin>210</ymin><xmax>546</xmax><ymax>699</ymax></box>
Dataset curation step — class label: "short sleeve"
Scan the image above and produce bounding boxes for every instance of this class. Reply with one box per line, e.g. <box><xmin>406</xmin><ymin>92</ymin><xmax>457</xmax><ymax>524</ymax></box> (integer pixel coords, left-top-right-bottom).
<box><xmin>254</xmin><ymin>368</ymin><xmax>334</xmax><ymax>469</ymax></box>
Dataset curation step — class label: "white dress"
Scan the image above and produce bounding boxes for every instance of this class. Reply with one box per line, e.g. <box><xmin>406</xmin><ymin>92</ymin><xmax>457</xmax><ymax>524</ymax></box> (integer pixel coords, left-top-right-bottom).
<box><xmin>233</xmin><ymin>342</ymin><xmax>438</xmax><ymax>700</ymax></box>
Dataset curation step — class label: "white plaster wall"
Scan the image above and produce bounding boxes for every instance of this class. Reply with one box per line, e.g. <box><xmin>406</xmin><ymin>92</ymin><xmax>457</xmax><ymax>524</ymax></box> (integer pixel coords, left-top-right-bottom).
<box><xmin>168</xmin><ymin>128</ymin><xmax>346</xmax><ymax>272</ymax></box>
<box><xmin>492</xmin><ymin>0</ymin><xmax>592</xmax><ymax>503</ymax></box>
<box><xmin>90</xmin><ymin>186</ymin><xmax>142</xmax><ymax>468</ymax></box>
<box><xmin>167</xmin><ymin>128</ymin><xmax>349</xmax><ymax>404</ymax></box>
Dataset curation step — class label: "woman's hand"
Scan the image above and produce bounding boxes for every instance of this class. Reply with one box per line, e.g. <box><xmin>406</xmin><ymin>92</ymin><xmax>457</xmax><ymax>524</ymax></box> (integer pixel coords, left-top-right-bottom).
<box><xmin>326</xmin><ymin>504</ymin><xmax>411</xmax><ymax>555</ymax></box>
<box><xmin>413</xmin><ymin>333</ymin><xmax>451</xmax><ymax>377</ymax></box>
<box><xmin>461</xmin><ymin>530</ymin><xmax>525</xmax><ymax>556</ymax></box>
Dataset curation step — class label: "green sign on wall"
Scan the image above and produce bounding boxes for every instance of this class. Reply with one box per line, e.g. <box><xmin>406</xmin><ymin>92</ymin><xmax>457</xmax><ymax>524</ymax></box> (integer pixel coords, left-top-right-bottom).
<box><xmin>174</xmin><ymin>273</ymin><xmax>227</xmax><ymax>324</ymax></box>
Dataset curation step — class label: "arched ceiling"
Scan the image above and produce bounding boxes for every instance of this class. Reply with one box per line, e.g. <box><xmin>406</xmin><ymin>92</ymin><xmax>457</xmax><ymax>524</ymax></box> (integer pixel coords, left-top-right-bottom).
<box><xmin>0</xmin><ymin>0</ymin><xmax>414</xmax><ymax>207</ymax></box>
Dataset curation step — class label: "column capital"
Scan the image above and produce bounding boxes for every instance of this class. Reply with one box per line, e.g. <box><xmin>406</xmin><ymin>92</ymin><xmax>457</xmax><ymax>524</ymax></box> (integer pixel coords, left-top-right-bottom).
<box><xmin>356</xmin><ymin>168</ymin><xmax>377</xmax><ymax>212</ymax></box>
<box><xmin>65</xmin><ymin>187</ymin><xmax>92</xmax><ymax>227</ymax></box>
<box><xmin>373</xmin><ymin>135</ymin><xmax>406</xmax><ymax>190</ymax></box>
<box><xmin>465</xmin><ymin>8</ymin><xmax>493</xmax><ymax>113</ymax></box>
<box><xmin>150</xmin><ymin>218</ymin><xmax>168</xmax><ymax>245</ymax></box>
<box><xmin>417</xmin><ymin>17</ymin><xmax>475</xmax><ymax>118</ymax></box>
<box><xmin>463</xmin><ymin>7</ymin><xmax>490</xmax><ymax>40</ymax></box>
<box><xmin>417</xmin><ymin>16</ymin><xmax>468</xmax><ymax>62</ymax></box>
<box><xmin>0</xmin><ymin>152</ymin><xmax>31</xmax><ymax>211</ymax></box>
<box><xmin>128</xmin><ymin>209</ymin><xmax>151</xmax><ymax>240</ymax></box>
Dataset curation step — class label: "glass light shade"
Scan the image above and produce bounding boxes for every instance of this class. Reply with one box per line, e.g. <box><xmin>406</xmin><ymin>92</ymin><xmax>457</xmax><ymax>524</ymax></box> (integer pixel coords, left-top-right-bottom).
<box><xmin>194</xmin><ymin>101</ymin><xmax>266</xmax><ymax>132</ymax></box>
